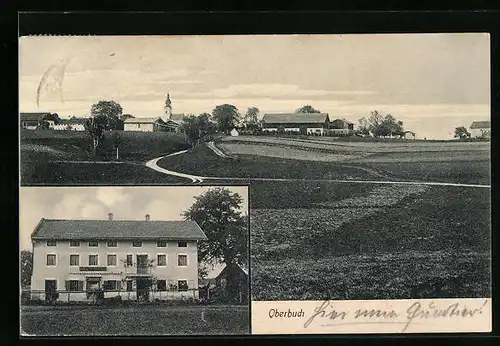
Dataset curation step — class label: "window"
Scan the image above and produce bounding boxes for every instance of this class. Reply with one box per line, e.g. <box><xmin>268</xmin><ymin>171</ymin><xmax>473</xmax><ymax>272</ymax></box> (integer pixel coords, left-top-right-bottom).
<box><xmin>103</xmin><ymin>280</ymin><xmax>118</xmax><ymax>291</ymax></box>
<box><xmin>178</xmin><ymin>241</ymin><xmax>187</xmax><ymax>248</ymax></box>
<box><xmin>89</xmin><ymin>240</ymin><xmax>99</xmax><ymax>247</ymax></box>
<box><xmin>89</xmin><ymin>254</ymin><xmax>99</xmax><ymax>266</ymax></box>
<box><xmin>177</xmin><ymin>254</ymin><xmax>187</xmax><ymax>267</ymax></box>
<box><xmin>157</xmin><ymin>280</ymin><xmax>167</xmax><ymax>291</ymax></box>
<box><xmin>46</xmin><ymin>254</ymin><xmax>56</xmax><ymax>266</ymax></box>
<box><xmin>126</xmin><ymin>254</ymin><xmax>133</xmax><ymax>267</ymax></box>
<box><xmin>69</xmin><ymin>240</ymin><xmax>80</xmax><ymax>247</ymax></box>
<box><xmin>137</xmin><ymin>123</ymin><xmax>141</xmax><ymax>129</ymax></box>
<box><xmin>66</xmin><ymin>280</ymin><xmax>83</xmax><ymax>292</ymax></box>
<box><xmin>178</xmin><ymin>280</ymin><xmax>188</xmax><ymax>291</ymax></box>
<box><xmin>69</xmin><ymin>254</ymin><xmax>79</xmax><ymax>266</ymax></box>
<box><xmin>157</xmin><ymin>240</ymin><xmax>167</xmax><ymax>248</ymax></box>
<box><xmin>47</xmin><ymin>240</ymin><xmax>57</xmax><ymax>246</ymax></box>
<box><xmin>157</xmin><ymin>254</ymin><xmax>167</xmax><ymax>266</ymax></box>
<box><xmin>126</xmin><ymin>280</ymin><xmax>133</xmax><ymax>292</ymax></box>
<box><xmin>107</xmin><ymin>254</ymin><xmax>117</xmax><ymax>266</ymax></box>
<box><xmin>107</xmin><ymin>240</ymin><xmax>117</xmax><ymax>247</ymax></box>
<box><xmin>132</xmin><ymin>241</ymin><xmax>142</xmax><ymax>247</ymax></box>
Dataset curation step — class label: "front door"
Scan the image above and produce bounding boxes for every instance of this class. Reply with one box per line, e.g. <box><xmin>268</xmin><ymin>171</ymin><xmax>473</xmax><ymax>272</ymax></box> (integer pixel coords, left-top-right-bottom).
<box><xmin>45</xmin><ymin>280</ymin><xmax>57</xmax><ymax>302</ymax></box>
<box><xmin>136</xmin><ymin>279</ymin><xmax>151</xmax><ymax>301</ymax></box>
<box><xmin>86</xmin><ymin>277</ymin><xmax>103</xmax><ymax>301</ymax></box>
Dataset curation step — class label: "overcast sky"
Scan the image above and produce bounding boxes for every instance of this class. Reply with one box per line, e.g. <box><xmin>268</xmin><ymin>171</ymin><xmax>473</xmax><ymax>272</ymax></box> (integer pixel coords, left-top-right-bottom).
<box><xmin>19</xmin><ymin>34</ymin><xmax>490</xmax><ymax>139</ymax></box>
<box><xmin>19</xmin><ymin>186</ymin><xmax>248</xmax><ymax>276</ymax></box>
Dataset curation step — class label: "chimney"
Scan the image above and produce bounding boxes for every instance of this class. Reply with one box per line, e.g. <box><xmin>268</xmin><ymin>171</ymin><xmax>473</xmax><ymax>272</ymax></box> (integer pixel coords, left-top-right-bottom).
<box><xmin>108</xmin><ymin>213</ymin><xmax>114</xmax><ymax>221</ymax></box>
<box><xmin>145</xmin><ymin>214</ymin><xmax>150</xmax><ymax>221</ymax></box>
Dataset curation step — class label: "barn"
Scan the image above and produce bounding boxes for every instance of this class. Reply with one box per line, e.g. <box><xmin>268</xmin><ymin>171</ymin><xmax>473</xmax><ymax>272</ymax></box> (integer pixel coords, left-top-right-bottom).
<box><xmin>261</xmin><ymin>113</ymin><xmax>330</xmax><ymax>135</ymax></box>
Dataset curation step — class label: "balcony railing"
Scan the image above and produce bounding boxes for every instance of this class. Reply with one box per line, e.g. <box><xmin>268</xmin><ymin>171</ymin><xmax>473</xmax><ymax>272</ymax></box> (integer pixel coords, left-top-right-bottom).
<box><xmin>137</xmin><ymin>266</ymin><xmax>149</xmax><ymax>274</ymax></box>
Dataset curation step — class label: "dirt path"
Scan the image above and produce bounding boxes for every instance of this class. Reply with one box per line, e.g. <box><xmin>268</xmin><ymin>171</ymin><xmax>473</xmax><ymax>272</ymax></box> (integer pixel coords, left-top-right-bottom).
<box><xmin>145</xmin><ymin>149</ymin><xmax>491</xmax><ymax>188</ymax></box>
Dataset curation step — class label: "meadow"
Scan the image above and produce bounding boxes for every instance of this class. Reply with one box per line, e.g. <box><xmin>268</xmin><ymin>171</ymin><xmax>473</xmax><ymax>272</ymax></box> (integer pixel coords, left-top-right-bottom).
<box><xmin>20</xmin><ymin>129</ymin><xmax>189</xmax><ymax>185</ymax></box>
<box><xmin>21</xmin><ymin>305</ymin><xmax>250</xmax><ymax>336</ymax></box>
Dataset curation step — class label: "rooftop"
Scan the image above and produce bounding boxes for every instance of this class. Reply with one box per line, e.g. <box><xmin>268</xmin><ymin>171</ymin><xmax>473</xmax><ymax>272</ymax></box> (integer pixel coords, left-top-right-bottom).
<box><xmin>31</xmin><ymin>218</ymin><xmax>208</xmax><ymax>241</ymax></box>
<box><xmin>262</xmin><ymin>113</ymin><xmax>330</xmax><ymax>124</ymax></box>
<box><xmin>124</xmin><ymin>117</ymin><xmax>163</xmax><ymax>124</ymax></box>
<box><xmin>470</xmin><ymin>121</ymin><xmax>490</xmax><ymax>129</ymax></box>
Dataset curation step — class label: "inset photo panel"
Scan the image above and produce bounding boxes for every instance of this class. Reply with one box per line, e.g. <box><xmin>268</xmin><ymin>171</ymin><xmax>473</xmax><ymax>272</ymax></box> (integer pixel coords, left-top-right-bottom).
<box><xmin>19</xmin><ymin>186</ymin><xmax>250</xmax><ymax>336</ymax></box>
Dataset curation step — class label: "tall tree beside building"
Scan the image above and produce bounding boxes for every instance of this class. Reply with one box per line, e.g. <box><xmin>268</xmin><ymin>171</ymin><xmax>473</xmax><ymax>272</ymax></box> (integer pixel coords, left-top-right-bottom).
<box><xmin>242</xmin><ymin>107</ymin><xmax>260</xmax><ymax>131</ymax></box>
<box><xmin>183</xmin><ymin>187</ymin><xmax>248</xmax><ymax>268</ymax></box>
<box><xmin>21</xmin><ymin>250</ymin><xmax>33</xmax><ymax>288</ymax></box>
<box><xmin>90</xmin><ymin>100</ymin><xmax>123</xmax><ymax>130</ymax></box>
<box><xmin>212</xmin><ymin>104</ymin><xmax>240</xmax><ymax>134</ymax></box>
<box><xmin>180</xmin><ymin>113</ymin><xmax>216</xmax><ymax>147</ymax></box>
<box><xmin>296</xmin><ymin>105</ymin><xmax>321</xmax><ymax>113</ymax></box>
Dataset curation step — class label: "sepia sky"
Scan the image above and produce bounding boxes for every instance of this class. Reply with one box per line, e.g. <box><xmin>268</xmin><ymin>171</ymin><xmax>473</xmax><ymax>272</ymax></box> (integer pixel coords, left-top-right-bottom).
<box><xmin>19</xmin><ymin>186</ymin><xmax>249</xmax><ymax>276</ymax></box>
<box><xmin>19</xmin><ymin>34</ymin><xmax>490</xmax><ymax>139</ymax></box>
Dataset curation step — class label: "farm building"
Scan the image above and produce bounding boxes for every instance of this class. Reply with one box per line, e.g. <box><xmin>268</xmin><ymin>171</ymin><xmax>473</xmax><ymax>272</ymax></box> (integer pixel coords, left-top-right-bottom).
<box><xmin>52</xmin><ymin>116</ymin><xmax>88</xmax><ymax>131</ymax></box>
<box><xmin>20</xmin><ymin>112</ymin><xmax>60</xmax><ymax>130</ymax></box>
<box><xmin>29</xmin><ymin>213</ymin><xmax>208</xmax><ymax>303</ymax></box>
<box><xmin>124</xmin><ymin>117</ymin><xmax>177</xmax><ymax>132</ymax></box>
<box><xmin>329</xmin><ymin>118</ymin><xmax>355</xmax><ymax>136</ymax></box>
<box><xmin>470</xmin><ymin>121</ymin><xmax>491</xmax><ymax>139</ymax></box>
<box><xmin>261</xmin><ymin>113</ymin><xmax>331</xmax><ymax>135</ymax></box>
<box><xmin>230</xmin><ymin>128</ymin><xmax>240</xmax><ymax>137</ymax></box>
<box><xmin>213</xmin><ymin>263</ymin><xmax>248</xmax><ymax>304</ymax></box>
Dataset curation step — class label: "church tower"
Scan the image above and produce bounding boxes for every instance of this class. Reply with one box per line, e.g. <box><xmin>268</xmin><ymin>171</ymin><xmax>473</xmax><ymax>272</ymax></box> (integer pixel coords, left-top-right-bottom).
<box><xmin>164</xmin><ymin>92</ymin><xmax>172</xmax><ymax>119</ymax></box>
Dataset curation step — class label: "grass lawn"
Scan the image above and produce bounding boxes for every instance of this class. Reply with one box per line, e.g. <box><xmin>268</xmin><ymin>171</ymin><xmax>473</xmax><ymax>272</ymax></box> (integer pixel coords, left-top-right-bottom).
<box><xmin>250</xmin><ymin>182</ymin><xmax>491</xmax><ymax>300</ymax></box>
<box><xmin>20</xmin><ymin>129</ymin><xmax>190</xmax><ymax>185</ymax></box>
<box><xmin>21</xmin><ymin>305</ymin><xmax>250</xmax><ymax>336</ymax></box>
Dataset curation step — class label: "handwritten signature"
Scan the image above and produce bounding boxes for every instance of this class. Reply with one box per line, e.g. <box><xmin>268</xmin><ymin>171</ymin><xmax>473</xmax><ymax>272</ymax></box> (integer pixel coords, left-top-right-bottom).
<box><xmin>303</xmin><ymin>299</ymin><xmax>489</xmax><ymax>332</ymax></box>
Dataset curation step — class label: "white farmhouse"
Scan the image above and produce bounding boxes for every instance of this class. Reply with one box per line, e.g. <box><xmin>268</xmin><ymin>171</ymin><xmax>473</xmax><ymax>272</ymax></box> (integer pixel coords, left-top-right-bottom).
<box><xmin>470</xmin><ymin>121</ymin><xmax>491</xmax><ymax>139</ymax></box>
<box><xmin>30</xmin><ymin>213</ymin><xmax>208</xmax><ymax>302</ymax></box>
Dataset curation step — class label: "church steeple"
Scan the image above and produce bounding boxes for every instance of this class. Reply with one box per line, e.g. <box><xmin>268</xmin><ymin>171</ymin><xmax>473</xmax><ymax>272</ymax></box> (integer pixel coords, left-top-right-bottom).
<box><xmin>164</xmin><ymin>92</ymin><xmax>172</xmax><ymax>118</ymax></box>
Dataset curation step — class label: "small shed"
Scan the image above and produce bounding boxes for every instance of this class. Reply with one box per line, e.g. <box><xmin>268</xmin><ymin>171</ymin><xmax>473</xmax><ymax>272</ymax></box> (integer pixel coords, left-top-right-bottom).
<box><xmin>403</xmin><ymin>131</ymin><xmax>416</xmax><ymax>139</ymax></box>
<box><xmin>214</xmin><ymin>263</ymin><xmax>248</xmax><ymax>304</ymax></box>
<box><xmin>230</xmin><ymin>128</ymin><xmax>240</xmax><ymax>137</ymax></box>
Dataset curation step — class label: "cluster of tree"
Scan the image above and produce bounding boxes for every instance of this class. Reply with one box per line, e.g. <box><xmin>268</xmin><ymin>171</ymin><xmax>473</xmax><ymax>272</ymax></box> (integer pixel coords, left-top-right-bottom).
<box><xmin>85</xmin><ymin>100</ymin><xmax>124</xmax><ymax>156</ymax></box>
<box><xmin>454</xmin><ymin>126</ymin><xmax>471</xmax><ymax>139</ymax></box>
<box><xmin>358</xmin><ymin>110</ymin><xmax>405</xmax><ymax>138</ymax></box>
<box><xmin>183</xmin><ymin>188</ymin><xmax>248</xmax><ymax>301</ymax></box>
<box><xmin>295</xmin><ymin>105</ymin><xmax>321</xmax><ymax>113</ymax></box>
<box><xmin>21</xmin><ymin>250</ymin><xmax>33</xmax><ymax>288</ymax></box>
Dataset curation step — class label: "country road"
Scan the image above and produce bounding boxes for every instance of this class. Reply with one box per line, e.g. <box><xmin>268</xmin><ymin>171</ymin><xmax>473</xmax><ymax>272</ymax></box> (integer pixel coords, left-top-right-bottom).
<box><xmin>144</xmin><ymin>143</ymin><xmax>491</xmax><ymax>189</ymax></box>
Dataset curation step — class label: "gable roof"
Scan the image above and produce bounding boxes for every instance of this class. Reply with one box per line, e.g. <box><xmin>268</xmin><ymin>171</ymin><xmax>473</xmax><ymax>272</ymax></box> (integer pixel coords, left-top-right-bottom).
<box><xmin>169</xmin><ymin>114</ymin><xmax>186</xmax><ymax>123</ymax></box>
<box><xmin>470</xmin><ymin>121</ymin><xmax>490</xmax><ymax>129</ymax></box>
<box><xmin>20</xmin><ymin>113</ymin><xmax>51</xmax><ymax>122</ymax></box>
<box><xmin>215</xmin><ymin>263</ymin><xmax>249</xmax><ymax>279</ymax></box>
<box><xmin>262</xmin><ymin>113</ymin><xmax>330</xmax><ymax>124</ymax></box>
<box><xmin>124</xmin><ymin>117</ymin><xmax>164</xmax><ymax>124</ymax></box>
<box><xmin>31</xmin><ymin>218</ymin><xmax>208</xmax><ymax>241</ymax></box>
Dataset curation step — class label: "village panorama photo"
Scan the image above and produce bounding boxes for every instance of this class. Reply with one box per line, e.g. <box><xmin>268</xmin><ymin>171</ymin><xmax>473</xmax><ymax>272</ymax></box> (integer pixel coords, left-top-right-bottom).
<box><xmin>18</xmin><ymin>33</ymin><xmax>491</xmax><ymax>334</ymax></box>
<box><xmin>19</xmin><ymin>186</ymin><xmax>250</xmax><ymax>336</ymax></box>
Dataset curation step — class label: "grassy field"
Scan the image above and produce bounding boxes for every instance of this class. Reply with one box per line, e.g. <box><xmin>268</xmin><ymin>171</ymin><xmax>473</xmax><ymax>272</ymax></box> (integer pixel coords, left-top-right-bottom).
<box><xmin>21</xmin><ymin>305</ymin><xmax>250</xmax><ymax>336</ymax></box>
<box><xmin>157</xmin><ymin>137</ymin><xmax>492</xmax><ymax>301</ymax></box>
<box><xmin>250</xmin><ymin>182</ymin><xmax>491</xmax><ymax>300</ymax></box>
<box><xmin>20</xmin><ymin>129</ymin><xmax>189</xmax><ymax>185</ymax></box>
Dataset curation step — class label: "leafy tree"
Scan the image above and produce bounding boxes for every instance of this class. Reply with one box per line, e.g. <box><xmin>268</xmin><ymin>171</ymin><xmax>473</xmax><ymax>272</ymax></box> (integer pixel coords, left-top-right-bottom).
<box><xmin>183</xmin><ymin>187</ymin><xmax>248</xmax><ymax>268</ymax></box>
<box><xmin>85</xmin><ymin>116</ymin><xmax>106</xmax><ymax>156</ymax></box>
<box><xmin>120</xmin><ymin>113</ymin><xmax>134</xmax><ymax>121</ymax></box>
<box><xmin>212</xmin><ymin>104</ymin><xmax>240</xmax><ymax>134</ymax></box>
<box><xmin>455</xmin><ymin>126</ymin><xmax>471</xmax><ymax>139</ymax></box>
<box><xmin>296</xmin><ymin>105</ymin><xmax>321</xmax><ymax>113</ymax></box>
<box><xmin>242</xmin><ymin>107</ymin><xmax>260</xmax><ymax>131</ymax></box>
<box><xmin>359</xmin><ymin>111</ymin><xmax>404</xmax><ymax>138</ymax></box>
<box><xmin>180</xmin><ymin>113</ymin><xmax>216</xmax><ymax>147</ymax></box>
<box><xmin>90</xmin><ymin>100</ymin><xmax>123</xmax><ymax>130</ymax></box>
<box><xmin>21</xmin><ymin>250</ymin><xmax>33</xmax><ymax>288</ymax></box>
